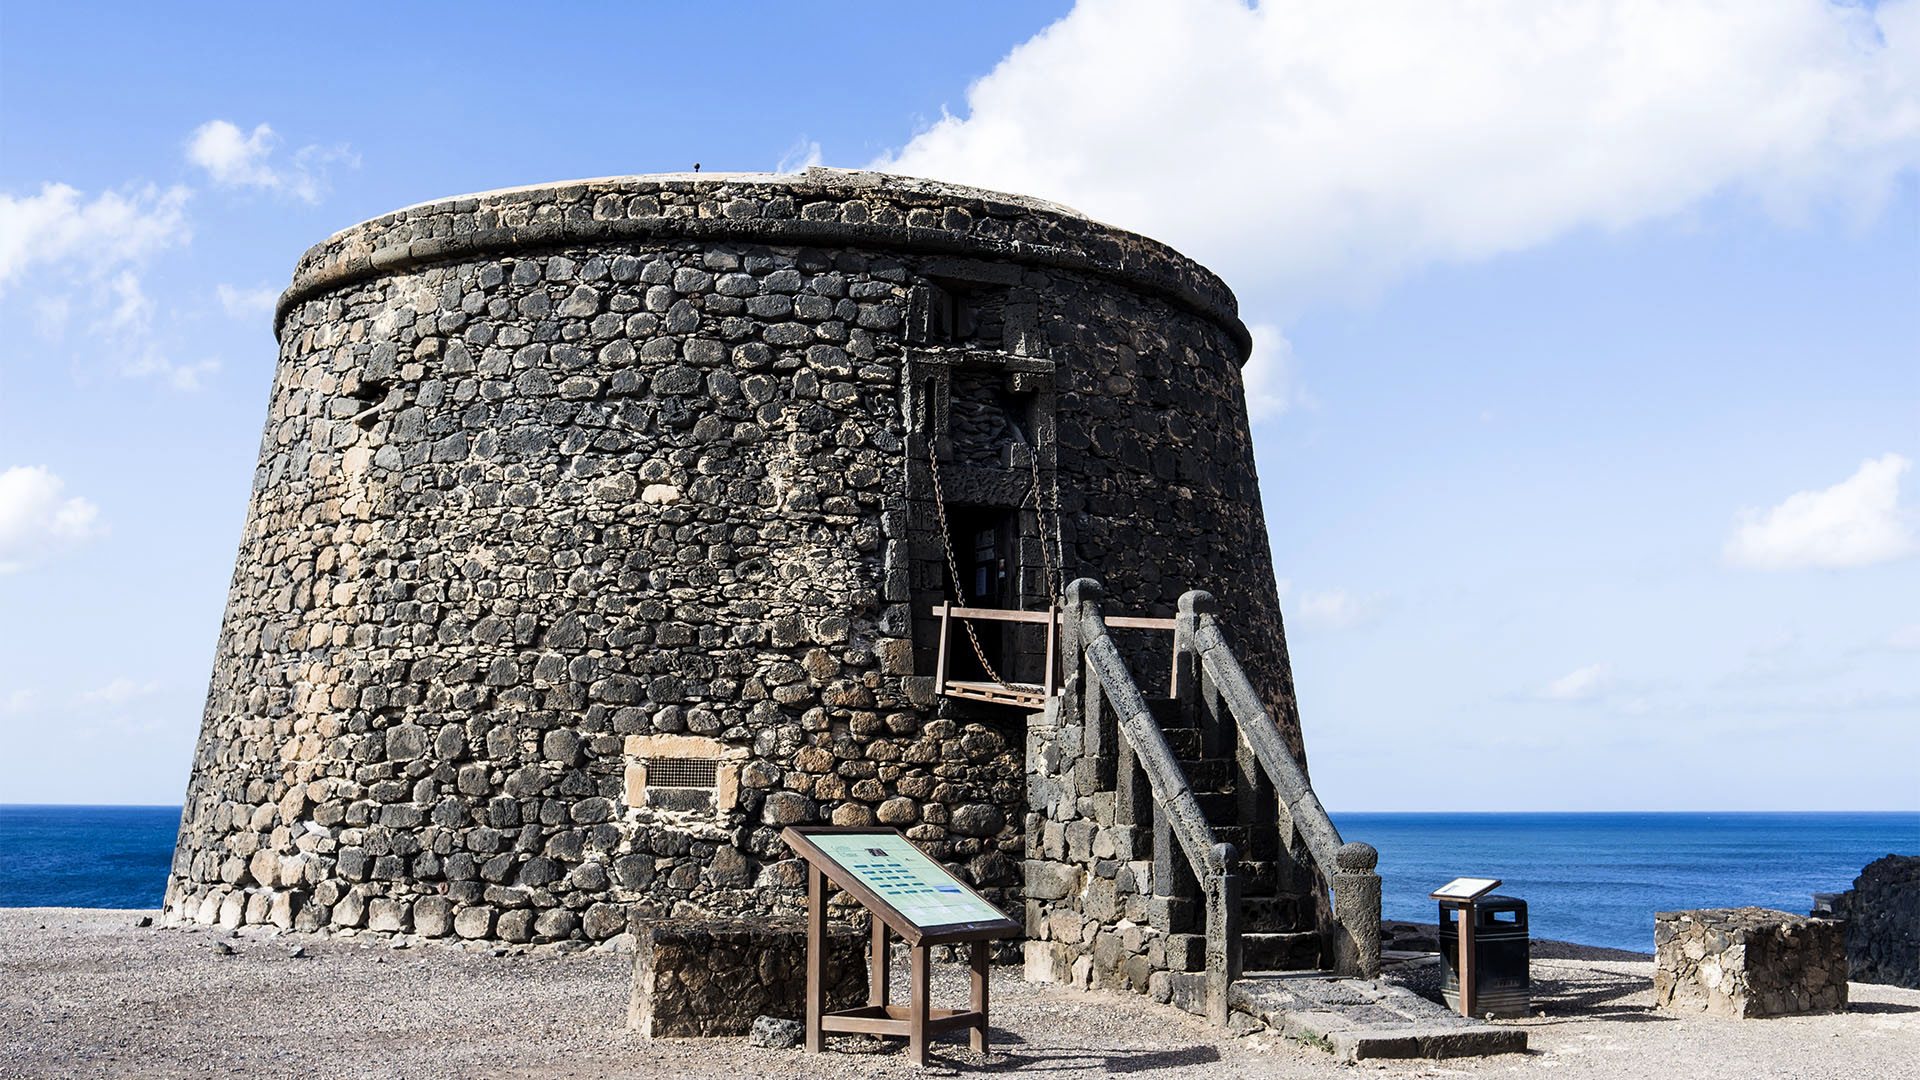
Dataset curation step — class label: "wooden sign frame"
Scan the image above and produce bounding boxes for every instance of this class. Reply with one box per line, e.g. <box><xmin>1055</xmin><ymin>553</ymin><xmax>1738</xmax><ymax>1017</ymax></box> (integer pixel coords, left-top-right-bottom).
<box><xmin>783</xmin><ymin>826</ymin><xmax>1021</xmax><ymax>1066</ymax></box>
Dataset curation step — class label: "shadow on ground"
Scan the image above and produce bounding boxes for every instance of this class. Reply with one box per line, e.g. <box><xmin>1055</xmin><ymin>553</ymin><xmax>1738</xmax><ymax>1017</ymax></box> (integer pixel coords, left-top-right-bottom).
<box><xmin>1387</xmin><ymin>954</ymin><xmax>1669</xmax><ymax>1027</ymax></box>
<box><xmin>819</xmin><ymin>1030</ymin><xmax>1222</xmax><ymax>1074</ymax></box>
<box><xmin>981</xmin><ymin>1045</ymin><xmax>1222</xmax><ymax>1073</ymax></box>
<box><xmin>1526</xmin><ymin>964</ymin><xmax>1668</xmax><ymax>1025</ymax></box>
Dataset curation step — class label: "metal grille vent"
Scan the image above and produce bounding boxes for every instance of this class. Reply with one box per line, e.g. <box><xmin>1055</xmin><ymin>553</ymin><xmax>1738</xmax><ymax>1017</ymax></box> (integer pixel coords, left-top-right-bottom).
<box><xmin>645</xmin><ymin>757</ymin><xmax>719</xmax><ymax>788</ymax></box>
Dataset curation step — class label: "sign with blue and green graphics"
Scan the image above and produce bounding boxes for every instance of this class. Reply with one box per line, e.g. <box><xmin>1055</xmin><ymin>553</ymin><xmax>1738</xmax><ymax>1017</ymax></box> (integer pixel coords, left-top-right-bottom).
<box><xmin>807</xmin><ymin>831</ymin><xmax>1008</xmax><ymax>929</ymax></box>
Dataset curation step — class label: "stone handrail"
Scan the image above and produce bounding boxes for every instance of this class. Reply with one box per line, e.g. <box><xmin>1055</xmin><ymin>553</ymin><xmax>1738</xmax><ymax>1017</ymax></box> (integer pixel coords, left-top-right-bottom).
<box><xmin>1177</xmin><ymin>590</ymin><xmax>1382</xmax><ymax>979</ymax></box>
<box><xmin>1065</xmin><ymin>578</ymin><xmax>1242</xmax><ymax>1024</ymax></box>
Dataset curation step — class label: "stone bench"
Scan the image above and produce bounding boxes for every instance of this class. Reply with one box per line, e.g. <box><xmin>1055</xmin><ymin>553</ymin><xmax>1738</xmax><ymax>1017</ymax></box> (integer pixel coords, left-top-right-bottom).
<box><xmin>1654</xmin><ymin>907</ymin><xmax>1846</xmax><ymax>1018</ymax></box>
<box><xmin>627</xmin><ymin>918</ymin><xmax>868</xmax><ymax>1037</ymax></box>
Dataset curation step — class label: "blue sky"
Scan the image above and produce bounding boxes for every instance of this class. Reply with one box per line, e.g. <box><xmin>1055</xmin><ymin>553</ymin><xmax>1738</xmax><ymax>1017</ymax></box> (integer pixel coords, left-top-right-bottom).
<box><xmin>2</xmin><ymin>1</ymin><xmax>1915</xmax><ymax>810</ymax></box>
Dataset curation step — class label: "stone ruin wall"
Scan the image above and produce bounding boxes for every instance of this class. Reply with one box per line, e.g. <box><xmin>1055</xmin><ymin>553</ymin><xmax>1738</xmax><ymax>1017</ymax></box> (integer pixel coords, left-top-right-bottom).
<box><xmin>1818</xmin><ymin>854</ymin><xmax>1920</xmax><ymax>989</ymax></box>
<box><xmin>165</xmin><ymin>170</ymin><xmax>1300</xmax><ymax>946</ymax></box>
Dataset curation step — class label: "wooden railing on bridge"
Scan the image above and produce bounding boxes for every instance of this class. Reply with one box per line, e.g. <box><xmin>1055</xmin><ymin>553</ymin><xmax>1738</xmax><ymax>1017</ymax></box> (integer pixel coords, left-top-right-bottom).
<box><xmin>928</xmin><ymin>602</ymin><xmax>1180</xmax><ymax>708</ymax></box>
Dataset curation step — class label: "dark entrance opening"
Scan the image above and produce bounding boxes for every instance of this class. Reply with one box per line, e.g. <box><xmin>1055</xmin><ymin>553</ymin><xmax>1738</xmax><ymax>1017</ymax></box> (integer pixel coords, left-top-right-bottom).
<box><xmin>942</xmin><ymin>504</ymin><xmax>1020</xmax><ymax>681</ymax></box>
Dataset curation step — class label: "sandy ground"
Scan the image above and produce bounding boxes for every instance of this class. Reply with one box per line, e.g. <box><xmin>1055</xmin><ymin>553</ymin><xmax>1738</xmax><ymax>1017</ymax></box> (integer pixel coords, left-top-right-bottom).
<box><xmin>3</xmin><ymin>909</ymin><xmax>1916</xmax><ymax>1080</ymax></box>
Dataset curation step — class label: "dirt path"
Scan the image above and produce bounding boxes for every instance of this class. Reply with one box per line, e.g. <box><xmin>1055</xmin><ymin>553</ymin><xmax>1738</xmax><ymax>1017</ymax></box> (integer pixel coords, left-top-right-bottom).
<box><xmin>3</xmin><ymin>909</ymin><xmax>1915</xmax><ymax>1079</ymax></box>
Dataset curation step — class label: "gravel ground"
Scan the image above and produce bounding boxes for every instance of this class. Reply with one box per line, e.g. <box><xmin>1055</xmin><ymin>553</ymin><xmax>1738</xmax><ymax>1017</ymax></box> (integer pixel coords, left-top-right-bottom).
<box><xmin>3</xmin><ymin>908</ymin><xmax>1916</xmax><ymax>1079</ymax></box>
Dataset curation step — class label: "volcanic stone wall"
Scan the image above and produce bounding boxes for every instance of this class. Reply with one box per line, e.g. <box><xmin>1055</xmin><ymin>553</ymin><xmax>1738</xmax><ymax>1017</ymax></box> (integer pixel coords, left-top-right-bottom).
<box><xmin>1818</xmin><ymin>855</ymin><xmax>1920</xmax><ymax>989</ymax></box>
<box><xmin>164</xmin><ymin>169</ymin><xmax>1297</xmax><ymax>945</ymax></box>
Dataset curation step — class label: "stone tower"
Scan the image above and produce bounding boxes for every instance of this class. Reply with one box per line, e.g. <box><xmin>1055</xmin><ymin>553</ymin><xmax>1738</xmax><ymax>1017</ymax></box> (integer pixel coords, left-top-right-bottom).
<box><xmin>165</xmin><ymin>169</ymin><xmax>1304</xmax><ymax>945</ymax></box>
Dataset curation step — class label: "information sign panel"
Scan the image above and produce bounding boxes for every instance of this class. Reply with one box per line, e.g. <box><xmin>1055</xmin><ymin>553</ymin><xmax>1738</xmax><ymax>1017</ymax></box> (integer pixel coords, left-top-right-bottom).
<box><xmin>1430</xmin><ymin>876</ymin><xmax>1501</xmax><ymax>902</ymax></box>
<box><xmin>783</xmin><ymin>826</ymin><xmax>1019</xmax><ymax>1065</ymax></box>
<box><xmin>805</xmin><ymin>830</ymin><xmax>1009</xmax><ymax>930</ymax></box>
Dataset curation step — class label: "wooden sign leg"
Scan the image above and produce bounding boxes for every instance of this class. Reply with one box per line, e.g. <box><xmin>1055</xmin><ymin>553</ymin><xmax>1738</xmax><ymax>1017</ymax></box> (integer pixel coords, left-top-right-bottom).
<box><xmin>1459</xmin><ymin>903</ymin><xmax>1477</xmax><ymax>1019</ymax></box>
<box><xmin>807</xmin><ymin>864</ymin><xmax>825</xmax><ymax>1053</ymax></box>
<box><xmin>970</xmin><ymin>939</ymin><xmax>990</xmax><ymax>1054</ymax></box>
<box><xmin>909</xmin><ymin>941</ymin><xmax>930</xmax><ymax>1067</ymax></box>
<box><xmin>870</xmin><ymin>918</ymin><xmax>890</xmax><ymax>1007</ymax></box>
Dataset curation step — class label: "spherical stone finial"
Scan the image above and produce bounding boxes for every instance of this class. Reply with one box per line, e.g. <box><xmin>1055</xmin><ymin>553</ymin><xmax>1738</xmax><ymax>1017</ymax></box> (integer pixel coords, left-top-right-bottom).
<box><xmin>1177</xmin><ymin>590</ymin><xmax>1218</xmax><ymax>617</ymax></box>
<box><xmin>1064</xmin><ymin>577</ymin><xmax>1105</xmax><ymax>606</ymax></box>
<box><xmin>1336</xmin><ymin>841</ymin><xmax>1379</xmax><ymax>872</ymax></box>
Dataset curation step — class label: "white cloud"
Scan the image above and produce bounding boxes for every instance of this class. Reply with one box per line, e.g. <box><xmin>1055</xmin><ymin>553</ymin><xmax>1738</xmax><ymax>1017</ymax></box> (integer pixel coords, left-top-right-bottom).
<box><xmin>1724</xmin><ymin>453</ymin><xmax>1915</xmax><ymax>570</ymax></box>
<box><xmin>118</xmin><ymin>346</ymin><xmax>221</xmax><ymax>391</ymax></box>
<box><xmin>778</xmin><ymin>137</ymin><xmax>824</xmax><ymax>174</ymax></box>
<box><xmin>186</xmin><ymin>121</ymin><xmax>278</xmax><ymax>187</ymax></box>
<box><xmin>104</xmin><ymin>270</ymin><xmax>153</xmax><ymax>336</ymax></box>
<box><xmin>72</xmin><ymin>269</ymin><xmax>221</xmax><ymax>389</ymax></box>
<box><xmin>877</xmin><ymin>0</ymin><xmax>1920</xmax><ymax>304</ymax></box>
<box><xmin>0</xmin><ymin>466</ymin><xmax>104</xmax><ymax>574</ymax></box>
<box><xmin>32</xmin><ymin>294</ymin><xmax>71</xmax><ymax>340</ymax></box>
<box><xmin>1542</xmin><ymin>662</ymin><xmax>1612</xmax><ymax>701</ymax></box>
<box><xmin>1241</xmin><ymin>323</ymin><xmax>1313</xmax><ymax>423</ymax></box>
<box><xmin>0</xmin><ymin>180</ymin><xmax>211</xmax><ymax>388</ymax></box>
<box><xmin>1288</xmin><ymin>586</ymin><xmax>1385</xmax><ymax>630</ymax></box>
<box><xmin>5</xmin><ymin>122</ymin><xmax>345</xmax><ymax>392</ymax></box>
<box><xmin>0</xmin><ymin>182</ymin><xmax>190</xmax><ymax>292</ymax></box>
<box><xmin>186</xmin><ymin>120</ymin><xmax>355</xmax><ymax>204</ymax></box>
<box><xmin>0</xmin><ymin>689</ymin><xmax>32</xmax><ymax>715</ymax></box>
<box><xmin>1886</xmin><ymin>624</ymin><xmax>1920</xmax><ymax>651</ymax></box>
<box><xmin>216</xmin><ymin>283</ymin><xmax>279</xmax><ymax>319</ymax></box>
<box><xmin>77</xmin><ymin>678</ymin><xmax>161</xmax><ymax>706</ymax></box>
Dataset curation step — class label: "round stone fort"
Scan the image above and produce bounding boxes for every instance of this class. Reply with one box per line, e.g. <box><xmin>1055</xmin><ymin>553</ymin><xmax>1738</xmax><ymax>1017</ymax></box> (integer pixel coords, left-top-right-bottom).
<box><xmin>165</xmin><ymin>168</ymin><xmax>1302</xmax><ymax>944</ymax></box>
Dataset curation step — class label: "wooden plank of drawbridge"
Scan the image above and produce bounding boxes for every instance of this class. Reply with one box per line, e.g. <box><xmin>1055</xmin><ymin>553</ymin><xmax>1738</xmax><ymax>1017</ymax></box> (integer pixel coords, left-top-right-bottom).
<box><xmin>942</xmin><ymin>680</ymin><xmax>1049</xmax><ymax>708</ymax></box>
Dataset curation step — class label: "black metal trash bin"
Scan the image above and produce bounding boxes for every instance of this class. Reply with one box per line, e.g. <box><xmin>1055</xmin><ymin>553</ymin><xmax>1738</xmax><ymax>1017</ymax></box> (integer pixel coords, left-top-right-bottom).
<box><xmin>1439</xmin><ymin>895</ymin><xmax>1530</xmax><ymax>1018</ymax></box>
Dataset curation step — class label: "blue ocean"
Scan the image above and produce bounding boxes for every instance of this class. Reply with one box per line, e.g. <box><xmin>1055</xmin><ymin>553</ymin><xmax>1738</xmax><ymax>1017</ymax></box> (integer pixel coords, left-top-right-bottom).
<box><xmin>0</xmin><ymin>805</ymin><xmax>181</xmax><ymax>908</ymax></box>
<box><xmin>1</xmin><ymin>806</ymin><xmax>1913</xmax><ymax>952</ymax></box>
<box><xmin>1331</xmin><ymin>811</ymin><xmax>1920</xmax><ymax>952</ymax></box>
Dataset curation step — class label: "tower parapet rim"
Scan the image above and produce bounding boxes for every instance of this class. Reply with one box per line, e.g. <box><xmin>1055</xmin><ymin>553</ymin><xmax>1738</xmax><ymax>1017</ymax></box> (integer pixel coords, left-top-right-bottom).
<box><xmin>278</xmin><ymin>168</ymin><xmax>1250</xmax><ymax>360</ymax></box>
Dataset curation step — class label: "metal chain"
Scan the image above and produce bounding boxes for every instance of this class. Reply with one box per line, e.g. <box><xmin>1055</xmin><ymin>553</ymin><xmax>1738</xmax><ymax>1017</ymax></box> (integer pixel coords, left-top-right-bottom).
<box><xmin>926</xmin><ymin>434</ymin><xmax>1011</xmax><ymax>686</ymax></box>
<box><xmin>1050</xmin><ymin>465</ymin><xmax>1067</xmax><ymax>596</ymax></box>
<box><xmin>1027</xmin><ymin>439</ymin><xmax>1059</xmax><ymax>600</ymax></box>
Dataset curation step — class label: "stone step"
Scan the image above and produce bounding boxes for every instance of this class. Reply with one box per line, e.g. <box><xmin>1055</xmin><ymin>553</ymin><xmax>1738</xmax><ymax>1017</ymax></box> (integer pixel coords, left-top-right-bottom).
<box><xmin>1192</xmin><ymin>791</ymin><xmax>1238</xmax><ymax>820</ymax></box>
<box><xmin>1211</xmin><ymin>824</ymin><xmax>1281</xmax><ymax>861</ymax></box>
<box><xmin>1147</xmin><ymin>894</ymin><xmax>1196</xmax><ymax>934</ymax></box>
<box><xmin>1202</xmin><ymin>802</ymin><xmax>1280</xmax><ymax>838</ymax></box>
<box><xmin>1243</xmin><ymin>930</ymin><xmax>1322</xmax><ymax>970</ymax></box>
<box><xmin>1241</xmin><ymin>894</ymin><xmax>1309</xmax><ymax>934</ymax></box>
<box><xmin>1159</xmin><ymin>728</ymin><xmax>1202</xmax><ymax>758</ymax></box>
<box><xmin>1239</xmin><ymin>860</ymin><xmax>1278</xmax><ymax>895</ymax></box>
<box><xmin>1180</xmin><ymin>757</ymin><xmax>1236</xmax><ymax>791</ymax></box>
<box><xmin>1165</xmin><ymin>970</ymin><xmax>1211</xmax><ymax>1018</ymax></box>
<box><xmin>1229</xmin><ymin>973</ymin><xmax>1527</xmax><ymax>1061</ymax></box>
<box><xmin>1165</xmin><ymin>933</ymin><xmax>1207</xmax><ymax>972</ymax></box>
<box><xmin>1145</xmin><ymin>696</ymin><xmax>1185</xmax><ymax>727</ymax></box>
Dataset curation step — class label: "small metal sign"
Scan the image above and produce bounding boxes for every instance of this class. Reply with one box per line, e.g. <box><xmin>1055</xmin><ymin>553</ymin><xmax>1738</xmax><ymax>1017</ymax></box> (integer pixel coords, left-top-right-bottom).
<box><xmin>1430</xmin><ymin>876</ymin><xmax>1501</xmax><ymax>902</ymax></box>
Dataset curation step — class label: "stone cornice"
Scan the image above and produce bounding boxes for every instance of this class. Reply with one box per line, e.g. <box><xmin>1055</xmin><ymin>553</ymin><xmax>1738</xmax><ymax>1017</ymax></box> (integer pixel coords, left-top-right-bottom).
<box><xmin>276</xmin><ymin>169</ymin><xmax>1251</xmax><ymax>360</ymax></box>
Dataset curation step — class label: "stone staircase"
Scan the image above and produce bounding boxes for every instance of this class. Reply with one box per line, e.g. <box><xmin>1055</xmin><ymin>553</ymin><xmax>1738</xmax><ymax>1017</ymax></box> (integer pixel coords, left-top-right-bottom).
<box><xmin>1141</xmin><ymin>696</ymin><xmax>1323</xmax><ymax>974</ymax></box>
<box><xmin>1018</xmin><ymin>579</ymin><xmax>1525</xmax><ymax>1059</ymax></box>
